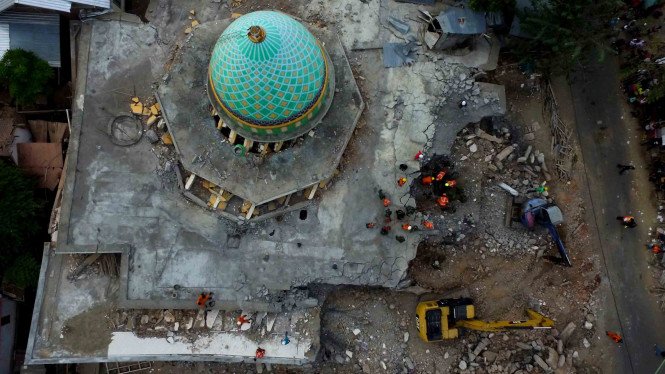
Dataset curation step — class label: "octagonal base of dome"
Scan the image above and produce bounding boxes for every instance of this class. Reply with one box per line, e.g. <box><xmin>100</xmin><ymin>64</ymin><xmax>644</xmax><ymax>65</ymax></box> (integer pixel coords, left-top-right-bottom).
<box><xmin>156</xmin><ymin>17</ymin><xmax>364</xmax><ymax>216</ymax></box>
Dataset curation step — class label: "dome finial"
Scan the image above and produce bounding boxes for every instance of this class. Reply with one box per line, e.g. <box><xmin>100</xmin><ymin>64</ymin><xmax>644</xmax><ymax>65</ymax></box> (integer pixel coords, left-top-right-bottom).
<box><xmin>247</xmin><ymin>25</ymin><xmax>266</xmax><ymax>43</ymax></box>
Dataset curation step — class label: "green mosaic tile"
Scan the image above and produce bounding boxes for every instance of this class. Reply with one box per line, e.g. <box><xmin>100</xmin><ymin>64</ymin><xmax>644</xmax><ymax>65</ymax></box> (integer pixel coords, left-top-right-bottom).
<box><xmin>209</xmin><ymin>11</ymin><xmax>328</xmax><ymax>128</ymax></box>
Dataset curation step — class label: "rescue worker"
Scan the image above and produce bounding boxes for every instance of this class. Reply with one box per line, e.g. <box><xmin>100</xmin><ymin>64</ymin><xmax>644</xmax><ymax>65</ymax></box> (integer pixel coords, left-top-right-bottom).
<box><xmin>649</xmin><ymin>243</ymin><xmax>663</xmax><ymax>254</ymax></box>
<box><xmin>437</xmin><ymin>194</ymin><xmax>449</xmax><ymax>208</ymax></box>
<box><xmin>616</xmin><ymin>215</ymin><xmax>637</xmax><ymax>228</ymax></box>
<box><xmin>402</xmin><ymin>223</ymin><xmax>412</xmax><ymax>231</ymax></box>
<box><xmin>255</xmin><ymin>347</ymin><xmax>266</xmax><ymax>359</ymax></box>
<box><xmin>422</xmin><ymin>175</ymin><xmax>434</xmax><ymax>186</ymax></box>
<box><xmin>422</xmin><ymin>220</ymin><xmax>434</xmax><ymax>230</ymax></box>
<box><xmin>196</xmin><ymin>292</ymin><xmax>214</xmax><ymax>310</ymax></box>
<box><xmin>396</xmin><ymin>210</ymin><xmax>405</xmax><ymax>220</ymax></box>
<box><xmin>380</xmin><ymin>226</ymin><xmax>391</xmax><ymax>235</ymax></box>
<box><xmin>383</xmin><ymin>197</ymin><xmax>391</xmax><ymax>207</ymax></box>
<box><xmin>281</xmin><ymin>332</ymin><xmax>290</xmax><ymax>345</ymax></box>
<box><xmin>444</xmin><ymin>179</ymin><xmax>457</xmax><ymax>188</ymax></box>
<box><xmin>606</xmin><ymin>331</ymin><xmax>623</xmax><ymax>343</ymax></box>
<box><xmin>237</xmin><ymin>314</ymin><xmax>251</xmax><ymax>328</ymax></box>
<box><xmin>366</xmin><ymin>222</ymin><xmax>375</xmax><ymax>229</ymax></box>
<box><xmin>414</xmin><ymin>150</ymin><xmax>424</xmax><ymax>161</ymax></box>
<box><xmin>435</xmin><ymin>171</ymin><xmax>446</xmax><ymax>181</ymax></box>
<box><xmin>396</xmin><ymin>236</ymin><xmax>406</xmax><ymax>243</ymax></box>
<box><xmin>397</xmin><ymin>177</ymin><xmax>407</xmax><ymax>187</ymax></box>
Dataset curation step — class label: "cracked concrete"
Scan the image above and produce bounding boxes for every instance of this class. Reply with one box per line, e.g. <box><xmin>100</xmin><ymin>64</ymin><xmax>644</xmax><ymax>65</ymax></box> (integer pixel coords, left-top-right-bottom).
<box><xmin>28</xmin><ymin>0</ymin><xmax>506</xmax><ymax>365</ymax></box>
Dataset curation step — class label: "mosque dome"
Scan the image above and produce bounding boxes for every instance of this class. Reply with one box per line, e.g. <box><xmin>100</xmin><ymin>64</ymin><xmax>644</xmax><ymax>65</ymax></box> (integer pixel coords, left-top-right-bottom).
<box><xmin>207</xmin><ymin>11</ymin><xmax>334</xmax><ymax>143</ymax></box>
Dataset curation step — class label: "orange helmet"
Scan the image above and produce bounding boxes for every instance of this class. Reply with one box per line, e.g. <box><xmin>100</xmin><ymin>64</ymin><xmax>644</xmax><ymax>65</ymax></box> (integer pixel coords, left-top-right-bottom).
<box><xmin>437</xmin><ymin>194</ymin><xmax>449</xmax><ymax>207</ymax></box>
<box><xmin>422</xmin><ymin>176</ymin><xmax>433</xmax><ymax>185</ymax></box>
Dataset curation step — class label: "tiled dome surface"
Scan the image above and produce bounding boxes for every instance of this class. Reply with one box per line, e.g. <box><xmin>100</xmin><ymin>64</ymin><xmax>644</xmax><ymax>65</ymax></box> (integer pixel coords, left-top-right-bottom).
<box><xmin>208</xmin><ymin>11</ymin><xmax>329</xmax><ymax>134</ymax></box>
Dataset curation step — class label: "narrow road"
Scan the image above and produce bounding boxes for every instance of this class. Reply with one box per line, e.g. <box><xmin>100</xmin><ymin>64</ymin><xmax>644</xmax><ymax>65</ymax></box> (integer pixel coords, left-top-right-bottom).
<box><xmin>571</xmin><ymin>57</ymin><xmax>665</xmax><ymax>374</ymax></box>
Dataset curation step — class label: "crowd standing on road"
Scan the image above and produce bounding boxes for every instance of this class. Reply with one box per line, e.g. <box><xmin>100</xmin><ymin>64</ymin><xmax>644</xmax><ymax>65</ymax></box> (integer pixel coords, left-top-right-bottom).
<box><xmin>609</xmin><ymin>0</ymin><xmax>665</xmax><ymax>363</ymax></box>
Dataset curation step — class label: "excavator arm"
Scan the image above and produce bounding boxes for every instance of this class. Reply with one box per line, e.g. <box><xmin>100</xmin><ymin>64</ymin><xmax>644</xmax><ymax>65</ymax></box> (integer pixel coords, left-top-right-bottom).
<box><xmin>455</xmin><ymin>309</ymin><xmax>555</xmax><ymax>332</ymax></box>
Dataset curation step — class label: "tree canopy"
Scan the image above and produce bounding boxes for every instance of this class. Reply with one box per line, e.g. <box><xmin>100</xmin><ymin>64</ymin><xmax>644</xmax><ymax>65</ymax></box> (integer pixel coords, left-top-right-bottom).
<box><xmin>0</xmin><ymin>49</ymin><xmax>53</xmax><ymax>106</ymax></box>
<box><xmin>0</xmin><ymin>160</ymin><xmax>42</xmax><ymax>257</ymax></box>
<box><xmin>516</xmin><ymin>0</ymin><xmax>622</xmax><ymax>76</ymax></box>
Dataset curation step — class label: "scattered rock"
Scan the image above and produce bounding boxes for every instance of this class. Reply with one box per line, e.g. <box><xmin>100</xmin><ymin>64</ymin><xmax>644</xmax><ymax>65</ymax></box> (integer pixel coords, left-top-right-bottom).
<box><xmin>353</xmin><ymin>328</ymin><xmax>361</xmax><ymax>336</ymax></box>
<box><xmin>444</xmin><ymin>352</ymin><xmax>450</xmax><ymax>359</ymax></box>
<box><xmin>533</xmin><ymin>354</ymin><xmax>549</xmax><ymax>371</ymax></box>
<box><xmin>381</xmin><ymin>361</ymin><xmax>387</xmax><ymax>370</ymax></box>
<box><xmin>145</xmin><ymin>129</ymin><xmax>159</xmax><ymax>143</ymax></box>
<box><xmin>495</xmin><ymin>145</ymin><xmax>515</xmax><ymax>162</ymax></box>
<box><xmin>163</xmin><ymin>311</ymin><xmax>175</xmax><ymax>323</ymax></box>
<box><xmin>583</xmin><ymin>338</ymin><xmax>591</xmax><ymax>348</ymax></box>
<box><xmin>483</xmin><ymin>351</ymin><xmax>498</xmax><ymax>364</ymax></box>
<box><xmin>557</xmin><ymin>339</ymin><xmax>564</xmax><ymax>355</ymax></box>
<box><xmin>405</xmin><ymin>357</ymin><xmax>415</xmax><ymax>370</ymax></box>
<box><xmin>173</xmin><ymin>322</ymin><xmax>179</xmax><ymax>332</ymax></box>
<box><xmin>584</xmin><ymin>321</ymin><xmax>593</xmax><ymax>330</ymax></box>
<box><xmin>184</xmin><ymin>317</ymin><xmax>194</xmax><ymax>330</ymax></box>
<box><xmin>546</xmin><ymin>347</ymin><xmax>559</xmax><ymax>369</ymax></box>
<box><xmin>524</xmin><ymin>132</ymin><xmax>535</xmax><ymax>141</ymax></box>
<box><xmin>166</xmin><ymin>336</ymin><xmax>175</xmax><ymax>344</ymax></box>
<box><xmin>404</xmin><ymin>332</ymin><xmax>409</xmax><ymax>342</ymax></box>
<box><xmin>560</xmin><ymin>322</ymin><xmax>576</xmax><ymax>343</ymax></box>
<box><xmin>335</xmin><ymin>355</ymin><xmax>345</xmax><ymax>364</ymax></box>
<box><xmin>459</xmin><ymin>360</ymin><xmax>468</xmax><ymax>370</ymax></box>
<box><xmin>205</xmin><ymin>310</ymin><xmax>219</xmax><ymax>329</ymax></box>
<box><xmin>469</xmin><ymin>143</ymin><xmax>478</xmax><ymax>153</ymax></box>
<box><xmin>346</xmin><ymin>350</ymin><xmax>353</xmax><ymax>358</ymax></box>
<box><xmin>558</xmin><ymin>354</ymin><xmax>566</xmax><ymax>368</ymax></box>
<box><xmin>140</xmin><ymin>315</ymin><xmax>149</xmax><ymax>324</ymax></box>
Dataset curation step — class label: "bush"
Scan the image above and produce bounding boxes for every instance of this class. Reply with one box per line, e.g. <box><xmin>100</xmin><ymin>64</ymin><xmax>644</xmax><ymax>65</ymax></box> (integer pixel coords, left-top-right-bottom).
<box><xmin>469</xmin><ymin>0</ymin><xmax>516</xmax><ymax>12</ymax></box>
<box><xmin>0</xmin><ymin>49</ymin><xmax>53</xmax><ymax>106</ymax></box>
<box><xmin>3</xmin><ymin>254</ymin><xmax>40</xmax><ymax>288</ymax></box>
<box><xmin>0</xmin><ymin>160</ymin><xmax>42</xmax><ymax>256</ymax></box>
<box><xmin>516</xmin><ymin>0</ymin><xmax>622</xmax><ymax>76</ymax></box>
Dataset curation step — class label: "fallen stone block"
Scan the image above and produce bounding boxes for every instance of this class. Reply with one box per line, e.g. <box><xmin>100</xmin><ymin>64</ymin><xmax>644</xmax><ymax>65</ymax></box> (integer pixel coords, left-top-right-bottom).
<box><xmin>495</xmin><ymin>145</ymin><xmax>514</xmax><ymax>162</ymax></box>
<box><xmin>533</xmin><ymin>354</ymin><xmax>549</xmax><ymax>371</ymax></box>
<box><xmin>475</xmin><ymin>128</ymin><xmax>504</xmax><ymax>143</ymax></box>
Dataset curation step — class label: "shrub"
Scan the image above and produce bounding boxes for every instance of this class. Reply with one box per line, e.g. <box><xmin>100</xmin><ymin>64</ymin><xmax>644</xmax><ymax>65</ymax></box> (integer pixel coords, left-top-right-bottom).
<box><xmin>0</xmin><ymin>49</ymin><xmax>53</xmax><ymax>106</ymax></box>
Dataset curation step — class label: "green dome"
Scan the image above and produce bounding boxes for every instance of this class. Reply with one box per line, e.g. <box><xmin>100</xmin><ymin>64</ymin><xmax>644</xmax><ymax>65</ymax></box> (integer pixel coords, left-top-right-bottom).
<box><xmin>207</xmin><ymin>11</ymin><xmax>334</xmax><ymax>142</ymax></box>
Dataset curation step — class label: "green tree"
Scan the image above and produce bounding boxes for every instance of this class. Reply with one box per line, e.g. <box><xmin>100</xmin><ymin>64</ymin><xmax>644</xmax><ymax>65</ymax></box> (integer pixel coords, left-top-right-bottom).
<box><xmin>3</xmin><ymin>254</ymin><xmax>40</xmax><ymax>288</ymax></box>
<box><xmin>0</xmin><ymin>49</ymin><xmax>53</xmax><ymax>106</ymax></box>
<box><xmin>516</xmin><ymin>0</ymin><xmax>622</xmax><ymax>76</ymax></box>
<box><xmin>469</xmin><ymin>0</ymin><xmax>516</xmax><ymax>12</ymax></box>
<box><xmin>0</xmin><ymin>160</ymin><xmax>42</xmax><ymax>257</ymax></box>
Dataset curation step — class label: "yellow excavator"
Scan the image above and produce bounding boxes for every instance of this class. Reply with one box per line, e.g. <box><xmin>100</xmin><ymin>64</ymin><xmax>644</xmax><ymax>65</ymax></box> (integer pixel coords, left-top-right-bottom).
<box><xmin>416</xmin><ymin>297</ymin><xmax>555</xmax><ymax>342</ymax></box>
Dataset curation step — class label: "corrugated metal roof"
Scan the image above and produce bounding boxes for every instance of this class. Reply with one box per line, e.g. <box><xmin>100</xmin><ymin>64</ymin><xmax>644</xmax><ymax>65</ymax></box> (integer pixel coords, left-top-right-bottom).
<box><xmin>0</xmin><ymin>0</ymin><xmax>14</xmax><ymax>12</ymax></box>
<box><xmin>0</xmin><ymin>11</ymin><xmax>58</xmax><ymax>24</ymax></box>
<box><xmin>0</xmin><ymin>0</ymin><xmax>110</xmax><ymax>12</ymax></box>
<box><xmin>72</xmin><ymin>0</ymin><xmax>110</xmax><ymax>7</ymax></box>
<box><xmin>0</xmin><ymin>23</ymin><xmax>9</xmax><ymax>59</ymax></box>
<box><xmin>0</xmin><ymin>12</ymin><xmax>60</xmax><ymax>67</ymax></box>
<box><xmin>17</xmin><ymin>0</ymin><xmax>71</xmax><ymax>12</ymax></box>
<box><xmin>436</xmin><ymin>7</ymin><xmax>486</xmax><ymax>35</ymax></box>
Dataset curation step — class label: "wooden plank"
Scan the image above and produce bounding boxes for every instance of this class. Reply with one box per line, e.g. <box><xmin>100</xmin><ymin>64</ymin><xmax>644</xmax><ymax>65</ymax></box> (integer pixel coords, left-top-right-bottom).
<box><xmin>28</xmin><ymin>120</ymin><xmax>48</xmax><ymax>142</ymax></box>
<box><xmin>47</xmin><ymin>121</ymin><xmax>69</xmax><ymax>143</ymax></box>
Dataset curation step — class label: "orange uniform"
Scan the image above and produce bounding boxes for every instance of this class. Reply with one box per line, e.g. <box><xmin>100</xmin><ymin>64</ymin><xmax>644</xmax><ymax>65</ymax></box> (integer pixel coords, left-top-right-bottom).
<box><xmin>435</xmin><ymin>171</ymin><xmax>446</xmax><ymax>181</ymax></box>
<box><xmin>237</xmin><ymin>314</ymin><xmax>251</xmax><ymax>327</ymax></box>
<box><xmin>422</xmin><ymin>220</ymin><xmax>434</xmax><ymax>230</ymax></box>
<box><xmin>255</xmin><ymin>348</ymin><xmax>265</xmax><ymax>358</ymax></box>
<box><xmin>383</xmin><ymin>198</ymin><xmax>391</xmax><ymax>207</ymax></box>
<box><xmin>422</xmin><ymin>176</ymin><xmax>433</xmax><ymax>185</ymax></box>
<box><xmin>397</xmin><ymin>177</ymin><xmax>407</xmax><ymax>187</ymax></box>
<box><xmin>444</xmin><ymin>179</ymin><xmax>457</xmax><ymax>187</ymax></box>
<box><xmin>437</xmin><ymin>194</ymin><xmax>449</xmax><ymax>208</ymax></box>
<box><xmin>652</xmin><ymin>245</ymin><xmax>662</xmax><ymax>254</ymax></box>
<box><xmin>606</xmin><ymin>331</ymin><xmax>623</xmax><ymax>343</ymax></box>
<box><xmin>196</xmin><ymin>293</ymin><xmax>211</xmax><ymax>308</ymax></box>
<box><xmin>401</xmin><ymin>223</ymin><xmax>412</xmax><ymax>231</ymax></box>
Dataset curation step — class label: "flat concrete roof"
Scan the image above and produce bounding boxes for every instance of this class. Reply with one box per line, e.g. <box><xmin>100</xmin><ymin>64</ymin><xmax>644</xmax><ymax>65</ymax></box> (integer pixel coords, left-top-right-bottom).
<box><xmin>27</xmin><ymin>17</ymin><xmax>421</xmax><ymax>363</ymax></box>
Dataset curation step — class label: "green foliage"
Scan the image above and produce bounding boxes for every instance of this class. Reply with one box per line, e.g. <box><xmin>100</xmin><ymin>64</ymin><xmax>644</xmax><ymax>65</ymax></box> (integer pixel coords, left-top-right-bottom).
<box><xmin>3</xmin><ymin>254</ymin><xmax>40</xmax><ymax>288</ymax></box>
<box><xmin>0</xmin><ymin>49</ymin><xmax>53</xmax><ymax>106</ymax></box>
<box><xmin>0</xmin><ymin>160</ymin><xmax>42</xmax><ymax>255</ymax></box>
<box><xmin>515</xmin><ymin>0</ymin><xmax>622</xmax><ymax>76</ymax></box>
<box><xmin>469</xmin><ymin>0</ymin><xmax>515</xmax><ymax>12</ymax></box>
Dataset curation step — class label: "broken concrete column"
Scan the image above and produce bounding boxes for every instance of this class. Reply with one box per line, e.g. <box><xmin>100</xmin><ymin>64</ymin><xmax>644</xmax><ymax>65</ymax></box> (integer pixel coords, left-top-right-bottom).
<box><xmin>495</xmin><ymin>145</ymin><xmax>514</xmax><ymax>162</ymax></box>
<box><xmin>475</xmin><ymin>128</ymin><xmax>504</xmax><ymax>143</ymax></box>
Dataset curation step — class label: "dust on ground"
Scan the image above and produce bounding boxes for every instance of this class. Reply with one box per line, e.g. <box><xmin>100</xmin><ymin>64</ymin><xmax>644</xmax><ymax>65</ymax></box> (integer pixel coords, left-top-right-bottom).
<box><xmin>60</xmin><ymin>303</ymin><xmax>114</xmax><ymax>355</ymax></box>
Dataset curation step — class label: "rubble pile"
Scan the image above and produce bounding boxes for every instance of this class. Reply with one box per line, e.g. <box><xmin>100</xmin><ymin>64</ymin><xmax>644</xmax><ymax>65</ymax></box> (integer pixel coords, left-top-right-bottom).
<box><xmin>105</xmin><ymin>307</ymin><xmax>318</xmax><ymax>344</ymax></box>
